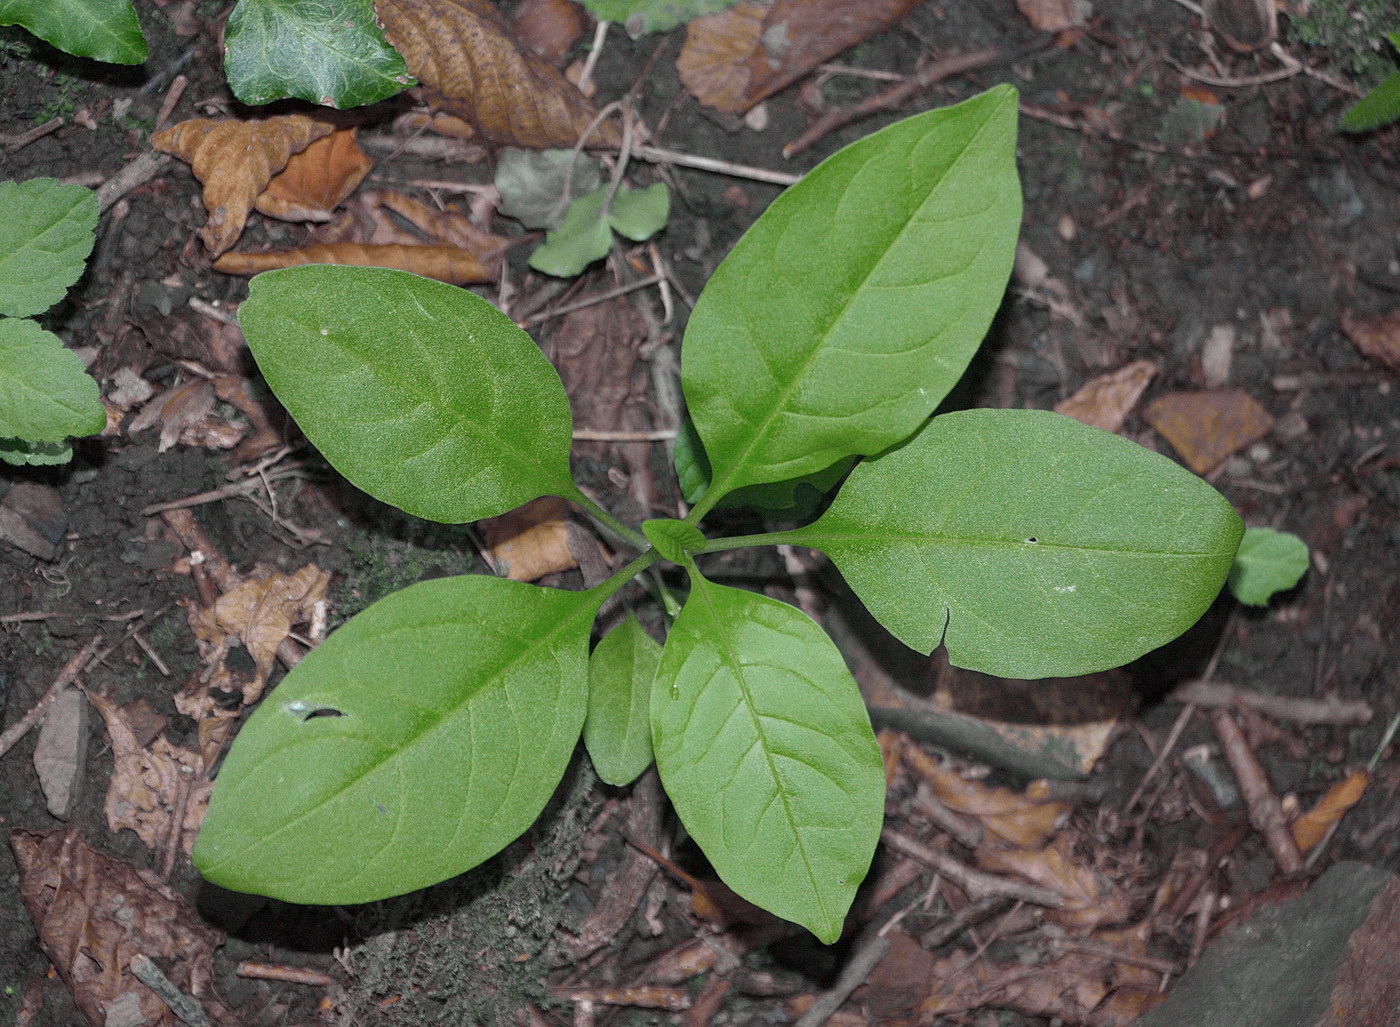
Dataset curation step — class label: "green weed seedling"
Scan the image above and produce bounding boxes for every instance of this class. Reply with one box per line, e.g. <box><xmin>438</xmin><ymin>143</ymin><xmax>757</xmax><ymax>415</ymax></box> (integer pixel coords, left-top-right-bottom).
<box><xmin>193</xmin><ymin>85</ymin><xmax>1246</xmax><ymax>942</ymax></box>
<box><xmin>0</xmin><ymin>178</ymin><xmax>107</xmax><ymax>465</ymax></box>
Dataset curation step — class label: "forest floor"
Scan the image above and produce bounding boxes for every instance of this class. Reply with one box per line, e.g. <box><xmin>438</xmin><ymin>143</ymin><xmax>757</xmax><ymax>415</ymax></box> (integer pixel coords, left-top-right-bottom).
<box><xmin>1</xmin><ymin>0</ymin><xmax>1398</xmax><ymax>1024</ymax></box>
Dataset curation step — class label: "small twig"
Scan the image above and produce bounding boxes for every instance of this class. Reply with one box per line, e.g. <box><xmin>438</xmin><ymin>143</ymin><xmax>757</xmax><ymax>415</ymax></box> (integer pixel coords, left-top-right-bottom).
<box><xmin>519</xmin><ymin>273</ymin><xmax>664</xmax><ymax>328</ymax></box>
<box><xmin>784</xmin><ymin>47</ymin><xmax>1003</xmax><ymax>159</ymax></box>
<box><xmin>792</xmin><ymin>926</ymin><xmax>891</xmax><ymax>1027</ymax></box>
<box><xmin>3</xmin><ymin>116</ymin><xmax>63</xmax><ymax>153</ymax></box>
<box><xmin>0</xmin><ymin>611</ymin><xmax>59</xmax><ymax>624</ymax></box>
<box><xmin>1210</xmin><ymin>710</ymin><xmax>1304</xmax><ymax>876</ymax></box>
<box><xmin>880</xmin><ymin>829</ymin><xmax>1064</xmax><ymax>907</ymax></box>
<box><xmin>631</xmin><ymin>145</ymin><xmax>800</xmax><ymax>186</ymax></box>
<box><xmin>572</xmin><ymin>427</ymin><xmax>676</xmax><ymax>441</ymax></box>
<box><xmin>1168</xmin><ymin>679</ymin><xmax>1370</xmax><ymax>726</ymax></box>
<box><xmin>235</xmin><ymin>962</ymin><xmax>336</xmax><ymax>987</ymax></box>
<box><xmin>153</xmin><ymin>73</ymin><xmax>188</xmax><ymax>134</ymax></box>
<box><xmin>140</xmin><ymin>465</ymin><xmax>317</xmax><ymax>516</ymax></box>
<box><xmin>128</xmin><ymin>954</ymin><xmax>209</xmax><ymax>1027</ymax></box>
<box><xmin>131</xmin><ymin>630</ymin><xmax>171</xmax><ymax>676</ymax></box>
<box><xmin>0</xmin><ymin>634</ymin><xmax>103</xmax><ymax>760</ymax></box>
<box><xmin>575</xmin><ymin>19</ymin><xmax>609</xmax><ymax>97</ymax></box>
<box><xmin>96</xmin><ymin>151</ymin><xmax>173</xmax><ymax>213</ymax></box>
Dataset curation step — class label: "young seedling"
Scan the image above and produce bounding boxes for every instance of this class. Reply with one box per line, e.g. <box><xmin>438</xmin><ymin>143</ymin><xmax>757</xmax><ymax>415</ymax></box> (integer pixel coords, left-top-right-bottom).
<box><xmin>193</xmin><ymin>85</ymin><xmax>1245</xmax><ymax>941</ymax></box>
<box><xmin>0</xmin><ymin>178</ymin><xmax>107</xmax><ymax>465</ymax></box>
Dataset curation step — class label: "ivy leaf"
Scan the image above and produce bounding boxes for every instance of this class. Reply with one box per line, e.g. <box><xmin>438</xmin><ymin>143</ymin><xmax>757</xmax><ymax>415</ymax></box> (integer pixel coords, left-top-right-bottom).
<box><xmin>1227</xmin><ymin>527</ymin><xmax>1309</xmax><ymax>606</ymax></box>
<box><xmin>0</xmin><ymin>178</ymin><xmax>98</xmax><ymax>318</ymax></box>
<box><xmin>652</xmin><ymin>567</ymin><xmax>884</xmax><ymax>942</ymax></box>
<box><xmin>790</xmin><ymin>409</ymin><xmax>1244</xmax><ymax>679</ymax></box>
<box><xmin>682</xmin><ymin>84</ymin><xmax>1020</xmax><ymax>510</ymax></box>
<box><xmin>0</xmin><ymin>0</ymin><xmax>146</xmax><ymax>64</ymax></box>
<box><xmin>237</xmin><ymin>265</ymin><xmax>578</xmax><ymax>523</ymax></box>
<box><xmin>606</xmin><ymin>182</ymin><xmax>669</xmax><ymax>241</ymax></box>
<box><xmin>193</xmin><ymin>575</ymin><xmax>600</xmax><ymax>904</ymax></box>
<box><xmin>224</xmin><ymin>0</ymin><xmax>414</xmax><ymax>108</ymax></box>
<box><xmin>584</xmin><ymin>613</ymin><xmax>660</xmax><ymax>786</ymax></box>
<box><xmin>529</xmin><ymin>183</ymin><xmax>670</xmax><ymax>277</ymax></box>
<box><xmin>0</xmin><ymin>319</ymin><xmax>105</xmax><ymax>446</ymax></box>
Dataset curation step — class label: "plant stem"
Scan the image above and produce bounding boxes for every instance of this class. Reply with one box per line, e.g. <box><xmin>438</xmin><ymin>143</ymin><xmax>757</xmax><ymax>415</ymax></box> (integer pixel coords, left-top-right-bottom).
<box><xmin>590</xmin><ymin>549</ymin><xmax>661</xmax><ymax>605</ymax></box>
<box><xmin>692</xmin><ymin>529</ymin><xmax>805</xmax><ymax>554</ymax></box>
<box><xmin>566</xmin><ymin>486</ymin><xmax>647</xmax><ymax>550</ymax></box>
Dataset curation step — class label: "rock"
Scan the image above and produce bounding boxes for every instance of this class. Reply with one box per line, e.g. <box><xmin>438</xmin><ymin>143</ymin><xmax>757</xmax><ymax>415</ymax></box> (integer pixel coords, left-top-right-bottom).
<box><xmin>33</xmin><ymin>687</ymin><xmax>89</xmax><ymax>820</ymax></box>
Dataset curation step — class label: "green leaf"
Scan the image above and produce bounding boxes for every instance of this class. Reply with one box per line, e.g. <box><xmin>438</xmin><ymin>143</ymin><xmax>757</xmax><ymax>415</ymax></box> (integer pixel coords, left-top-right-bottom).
<box><xmin>642</xmin><ymin>518</ymin><xmax>705</xmax><ymax>562</ymax></box>
<box><xmin>224</xmin><ymin>0</ymin><xmax>414</xmax><ymax>108</ymax></box>
<box><xmin>237</xmin><ymin>265</ymin><xmax>578</xmax><ymax>523</ymax></box>
<box><xmin>580</xmin><ymin>0</ymin><xmax>740</xmax><ymax>37</ymax></box>
<box><xmin>0</xmin><ymin>436</ymin><xmax>73</xmax><ymax>466</ymax></box>
<box><xmin>682</xmin><ymin>85</ymin><xmax>1021</xmax><ymax>511</ymax></box>
<box><xmin>651</xmin><ymin>567</ymin><xmax>884</xmax><ymax>942</ymax></box>
<box><xmin>790</xmin><ymin>409</ymin><xmax>1244</xmax><ymax>679</ymax></box>
<box><xmin>1227</xmin><ymin>527</ymin><xmax>1309</xmax><ymax>606</ymax></box>
<box><xmin>193</xmin><ymin>575</ymin><xmax>600</xmax><ymax>904</ymax></box>
<box><xmin>529</xmin><ymin>187</ymin><xmax>614</xmax><ymax>278</ymax></box>
<box><xmin>1339</xmin><ymin>70</ymin><xmax>1400</xmax><ymax>132</ymax></box>
<box><xmin>495</xmin><ymin>149</ymin><xmax>602</xmax><ymax>230</ymax></box>
<box><xmin>0</xmin><ymin>318</ymin><xmax>105</xmax><ymax>443</ymax></box>
<box><xmin>584</xmin><ymin>613</ymin><xmax>660</xmax><ymax>786</ymax></box>
<box><xmin>0</xmin><ymin>178</ymin><xmax>98</xmax><ymax>318</ymax></box>
<box><xmin>0</xmin><ymin>0</ymin><xmax>146</xmax><ymax>64</ymax></box>
<box><xmin>607</xmin><ymin>182</ymin><xmax>669</xmax><ymax>241</ymax></box>
<box><xmin>673</xmin><ymin>413</ymin><xmax>853</xmax><ymax>514</ymax></box>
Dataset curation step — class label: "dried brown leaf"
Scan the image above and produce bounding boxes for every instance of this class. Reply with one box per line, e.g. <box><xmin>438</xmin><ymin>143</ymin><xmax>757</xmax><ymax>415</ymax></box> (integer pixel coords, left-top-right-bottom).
<box><xmin>377</xmin><ymin>0</ymin><xmax>619</xmax><ymax>147</ymax></box>
<box><xmin>679</xmin><ymin>0</ymin><xmax>921</xmax><ymax>114</ymax></box>
<box><xmin>152</xmin><ymin>114</ymin><xmax>335</xmax><ymax>256</ymax></box>
<box><xmin>1143</xmin><ymin>388</ymin><xmax>1274</xmax><ymax>474</ymax></box>
<box><xmin>213</xmin><ymin>241</ymin><xmax>495</xmax><ymax>284</ymax></box>
<box><xmin>256</xmin><ymin>127</ymin><xmax>373</xmax><ymax>222</ymax></box>
<box><xmin>10</xmin><ymin>827</ymin><xmax>236</xmax><ymax>1026</ymax></box>
<box><xmin>1291</xmin><ymin>769</ymin><xmax>1369</xmax><ymax>853</ymax></box>
<box><xmin>512</xmin><ymin>0</ymin><xmax>584</xmax><ymax>62</ymax></box>
<box><xmin>191</xmin><ymin>564</ymin><xmax>330</xmax><ymax>703</ymax></box>
<box><xmin>479</xmin><ymin>495</ymin><xmax>578</xmax><ymax>581</ymax></box>
<box><xmin>1054</xmin><ymin>360</ymin><xmax>1158</xmax><ymax>433</ymax></box>
<box><xmin>88</xmin><ymin>692</ymin><xmax>211</xmax><ymax>857</ymax></box>
<box><xmin>127</xmin><ymin>378</ymin><xmax>216</xmax><ymax>452</ymax></box>
<box><xmin>1340</xmin><ymin>308</ymin><xmax>1400</xmax><ymax>372</ymax></box>
<box><xmin>978</xmin><ymin>836</ymin><xmax>1131</xmax><ymax>929</ymax></box>
<box><xmin>1015</xmin><ymin>0</ymin><xmax>1088</xmax><ymax>33</ymax></box>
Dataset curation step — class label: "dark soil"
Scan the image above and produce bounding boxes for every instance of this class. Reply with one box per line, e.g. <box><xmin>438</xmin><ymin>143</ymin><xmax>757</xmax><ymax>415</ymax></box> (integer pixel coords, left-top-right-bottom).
<box><xmin>1</xmin><ymin>1</ymin><xmax>1398</xmax><ymax>1025</ymax></box>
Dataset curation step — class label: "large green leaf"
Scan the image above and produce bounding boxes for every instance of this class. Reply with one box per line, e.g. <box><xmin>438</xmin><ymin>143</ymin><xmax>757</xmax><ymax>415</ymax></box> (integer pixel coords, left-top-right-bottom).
<box><xmin>0</xmin><ymin>178</ymin><xmax>98</xmax><ymax>318</ymax></box>
<box><xmin>790</xmin><ymin>409</ymin><xmax>1244</xmax><ymax>679</ymax></box>
<box><xmin>651</xmin><ymin>567</ymin><xmax>884</xmax><ymax>942</ymax></box>
<box><xmin>0</xmin><ymin>0</ymin><xmax>146</xmax><ymax>64</ymax></box>
<box><xmin>0</xmin><ymin>318</ymin><xmax>104</xmax><ymax>443</ymax></box>
<box><xmin>224</xmin><ymin>0</ymin><xmax>413</xmax><ymax>108</ymax></box>
<box><xmin>682</xmin><ymin>85</ymin><xmax>1021</xmax><ymax>513</ymax></box>
<box><xmin>193</xmin><ymin>575</ymin><xmax>601</xmax><ymax>904</ymax></box>
<box><xmin>584</xmin><ymin>613</ymin><xmax>660</xmax><ymax>786</ymax></box>
<box><xmin>237</xmin><ymin>266</ymin><xmax>577</xmax><ymax>523</ymax></box>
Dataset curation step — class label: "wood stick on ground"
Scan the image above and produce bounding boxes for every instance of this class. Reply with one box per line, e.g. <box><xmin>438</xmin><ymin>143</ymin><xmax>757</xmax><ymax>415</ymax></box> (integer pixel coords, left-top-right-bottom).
<box><xmin>1169</xmin><ymin>679</ymin><xmax>1371</xmax><ymax>726</ymax></box>
<box><xmin>792</xmin><ymin>925</ymin><xmax>890</xmax><ymax>1027</ymax></box>
<box><xmin>0</xmin><ymin>633</ymin><xmax>102</xmax><ymax>760</ymax></box>
<box><xmin>880</xmin><ymin>829</ymin><xmax>1064</xmax><ymax>907</ymax></box>
<box><xmin>235</xmin><ymin>962</ymin><xmax>335</xmax><ymax>987</ymax></box>
<box><xmin>1210</xmin><ymin>710</ymin><xmax>1305</xmax><ymax>876</ymax></box>
<box><xmin>783</xmin><ymin>47</ymin><xmax>1003</xmax><ymax>159</ymax></box>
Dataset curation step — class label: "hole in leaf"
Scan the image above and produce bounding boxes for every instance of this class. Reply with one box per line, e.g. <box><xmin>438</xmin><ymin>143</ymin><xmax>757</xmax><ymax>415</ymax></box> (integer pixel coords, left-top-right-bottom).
<box><xmin>304</xmin><ymin>707</ymin><xmax>345</xmax><ymax>720</ymax></box>
<box><xmin>1026</xmin><ymin>537</ymin><xmax>1038</xmax><ymax>544</ymax></box>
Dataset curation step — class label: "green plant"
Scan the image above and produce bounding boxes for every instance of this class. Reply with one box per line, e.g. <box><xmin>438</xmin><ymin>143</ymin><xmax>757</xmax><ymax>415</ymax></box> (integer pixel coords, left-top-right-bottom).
<box><xmin>192</xmin><ymin>86</ymin><xmax>1245</xmax><ymax>941</ymax></box>
<box><xmin>1338</xmin><ymin>32</ymin><xmax>1400</xmax><ymax>132</ymax></box>
<box><xmin>0</xmin><ymin>178</ymin><xmax>107</xmax><ymax>465</ymax></box>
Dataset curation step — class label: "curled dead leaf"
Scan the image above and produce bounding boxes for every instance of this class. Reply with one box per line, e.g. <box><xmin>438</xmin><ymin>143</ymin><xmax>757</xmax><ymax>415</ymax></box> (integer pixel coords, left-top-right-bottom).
<box><xmin>377</xmin><ymin>0</ymin><xmax>619</xmax><ymax>147</ymax></box>
<box><xmin>479</xmin><ymin>495</ymin><xmax>578</xmax><ymax>581</ymax></box>
<box><xmin>213</xmin><ymin>241</ymin><xmax>495</xmax><ymax>284</ymax></box>
<box><xmin>256</xmin><ymin>127</ymin><xmax>373</xmax><ymax>222</ymax></box>
<box><xmin>1054</xmin><ymin>360</ymin><xmax>1158</xmax><ymax>434</ymax></box>
<box><xmin>679</xmin><ymin>0</ymin><xmax>921</xmax><ymax>114</ymax></box>
<box><xmin>153</xmin><ymin>114</ymin><xmax>336</xmax><ymax>256</ymax></box>
<box><xmin>1340</xmin><ymin>308</ymin><xmax>1400</xmax><ymax>372</ymax></box>
<box><xmin>1291</xmin><ymin>769</ymin><xmax>1369</xmax><ymax>853</ymax></box>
